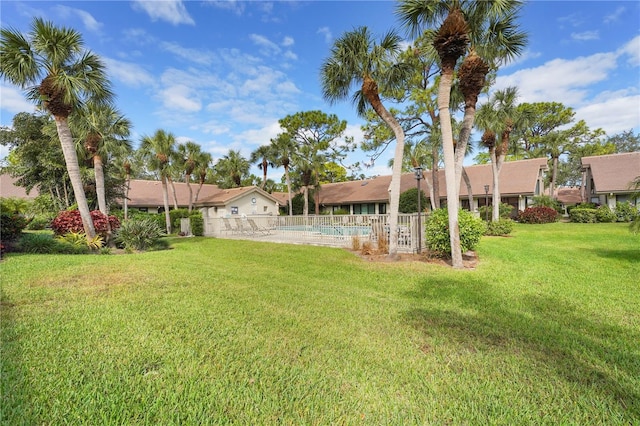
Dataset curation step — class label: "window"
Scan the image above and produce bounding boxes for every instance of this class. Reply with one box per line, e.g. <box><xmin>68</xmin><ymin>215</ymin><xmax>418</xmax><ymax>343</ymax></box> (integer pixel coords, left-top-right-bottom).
<box><xmin>353</xmin><ymin>203</ymin><xmax>375</xmax><ymax>214</ymax></box>
<box><xmin>378</xmin><ymin>203</ymin><xmax>386</xmax><ymax>214</ymax></box>
<box><xmin>138</xmin><ymin>207</ymin><xmax>148</xmax><ymax>213</ymax></box>
<box><xmin>231</xmin><ymin>206</ymin><xmax>238</xmax><ymax>215</ymax></box>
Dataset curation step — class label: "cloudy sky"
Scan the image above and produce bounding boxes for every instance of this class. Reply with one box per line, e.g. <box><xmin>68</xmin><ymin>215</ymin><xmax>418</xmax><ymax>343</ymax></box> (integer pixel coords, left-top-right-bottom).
<box><xmin>1</xmin><ymin>0</ymin><xmax>638</xmax><ymax>178</ymax></box>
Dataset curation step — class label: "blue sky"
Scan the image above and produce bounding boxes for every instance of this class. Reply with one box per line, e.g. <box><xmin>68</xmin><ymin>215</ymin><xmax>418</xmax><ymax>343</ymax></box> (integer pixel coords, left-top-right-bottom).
<box><xmin>1</xmin><ymin>0</ymin><xmax>638</xmax><ymax>180</ymax></box>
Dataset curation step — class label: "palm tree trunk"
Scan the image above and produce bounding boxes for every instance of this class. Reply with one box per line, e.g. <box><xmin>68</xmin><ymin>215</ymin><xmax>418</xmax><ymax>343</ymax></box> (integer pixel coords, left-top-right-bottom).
<box><xmin>94</xmin><ymin>154</ymin><xmax>108</xmax><ymax>215</ymax></box>
<box><xmin>285</xmin><ymin>166</ymin><xmax>293</xmax><ymax>216</ymax></box>
<box><xmin>124</xmin><ymin>171</ymin><xmax>130</xmax><ymax>221</ymax></box>
<box><xmin>454</xmin><ymin>103</ymin><xmax>476</xmax><ymax>196</ymax></box>
<box><xmin>438</xmin><ymin>71</ymin><xmax>463</xmax><ymax>268</ymax></box>
<box><xmin>162</xmin><ymin>176</ymin><xmax>171</xmax><ymax>234</ymax></box>
<box><xmin>423</xmin><ymin>171</ymin><xmax>435</xmax><ymax>211</ymax></box>
<box><xmin>551</xmin><ymin>156</ymin><xmax>559</xmax><ymax>199</ymax></box>
<box><xmin>490</xmin><ymin>149</ymin><xmax>501</xmax><ymax>222</ymax></box>
<box><xmin>186</xmin><ymin>173</ymin><xmax>193</xmax><ymax>213</ymax></box>
<box><xmin>432</xmin><ymin>146</ymin><xmax>441</xmax><ymax>209</ymax></box>
<box><xmin>168</xmin><ymin>177</ymin><xmax>179</xmax><ymax>209</ymax></box>
<box><xmin>54</xmin><ymin>116</ymin><xmax>96</xmax><ymax>239</ymax></box>
<box><xmin>303</xmin><ymin>186</ymin><xmax>309</xmax><ymax>217</ymax></box>
<box><xmin>462</xmin><ymin>167</ymin><xmax>473</xmax><ymax>211</ymax></box>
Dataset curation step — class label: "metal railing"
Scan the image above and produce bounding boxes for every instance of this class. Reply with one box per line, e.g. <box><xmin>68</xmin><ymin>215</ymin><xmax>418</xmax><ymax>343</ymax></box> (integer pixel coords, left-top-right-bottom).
<box><xmin>204</xmin><ymin>214</ymin><xmax>424</xmax><ymax>253</ymax></box>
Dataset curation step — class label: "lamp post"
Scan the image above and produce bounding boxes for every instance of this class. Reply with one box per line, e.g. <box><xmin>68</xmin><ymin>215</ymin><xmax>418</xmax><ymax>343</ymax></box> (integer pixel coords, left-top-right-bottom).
<box><xmin>484</xmin><ymin>184</ymin><xmax>490</xmax><ymax>222</ymax></box>
<box><xmin>415</xmin><ymin>167</ymin><xmax>423</xmax><ymax>254</ymax></box>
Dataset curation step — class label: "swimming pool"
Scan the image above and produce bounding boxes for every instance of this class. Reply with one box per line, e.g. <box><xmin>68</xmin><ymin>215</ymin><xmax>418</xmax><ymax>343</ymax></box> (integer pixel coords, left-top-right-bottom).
<box><xmin>277</xmin><ymin>225</ymin><xmax>371</xmax><ymax>236</ymax></box>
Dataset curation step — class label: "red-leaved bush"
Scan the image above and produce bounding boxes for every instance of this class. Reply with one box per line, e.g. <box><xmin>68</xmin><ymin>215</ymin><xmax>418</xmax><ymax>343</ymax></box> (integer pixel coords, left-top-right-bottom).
<box><xmin>518</xmin><ymin>206</ymin><xmax>559</xmax><ymax>224</ymax></box>
<box><xmin>51</xmin><ymin>210</ymin><xmax>120</xmax><ymax>236</ymax></box>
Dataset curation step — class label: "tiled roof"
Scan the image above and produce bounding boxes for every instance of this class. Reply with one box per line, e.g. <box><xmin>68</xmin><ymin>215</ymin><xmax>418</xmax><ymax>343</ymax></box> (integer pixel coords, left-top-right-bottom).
<box><xmin>196</xmin><ymin>185</ymin><xmax>279</xmax><ymax>206</ymax></box>
<box><xmin>318</xmin><ymin>157</ymin><xmax>548</xmax><ymax>204</ymax></box>
<box><xmin>582</xmin><ymin>152</ymin><xmax>640</xmax><ymax>193</ymax></box>
<box><xmin>556</xmin><ymin>187</ymin><xmax>582</xmax><ymax>204</ymax></box>
<box><xmin>0</xmin><ymin>174</ymin><xmax>39</xmax><ymax>199</ymax></box>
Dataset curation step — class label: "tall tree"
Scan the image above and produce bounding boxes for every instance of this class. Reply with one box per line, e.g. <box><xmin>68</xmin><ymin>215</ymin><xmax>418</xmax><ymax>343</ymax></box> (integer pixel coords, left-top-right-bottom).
<box><xmin>278</xmin><ymin>110</ymin><xmax>352</xmax><ymax>216</ymax></box>
<box><xmin>321</xmin><ymin>27</ymin><xmax>412</xmax><ymax>258</ymax></box>
<box><xmin>1</xmin><ymin>18</ymin><xmax>113</xmax><ymax>238</ymax></box>
<box><xmin>476</xmin><ymin>86</ymin><xmax>519</xmax><ymax>221</ymax></box>
<box><xmin>193</xmin><ymin>151</ymin><xmax>212</xmax><ymax>204</ymax></box>
<box><xmin>250</xmin><ymin>145</ymin><xmax>276</xmax><ymax>190</ymax></box>
<box><xmin>397</xmin><ymin>0</ymin><xmax>527</xmax><ymax>268</ymax></box>
<box><xmin>214</xmin><ymin>149</ymin><xmax>250</xmax><ymax>188</ymax></box>
<box><xmin>139</xmin><ymin>129</ymin><xmax>177</xmax><ymax>234</ymax></box>
<box><xmin>71</xmin><ymin>102</ymin><xmax>132</xmax><ymax>216</ymax></box>
<box><xmin>176</xmin><ymin>141</ymin><xmax>205</xmax><ymax>212</ymax></box>
<box><xmin>270</xmin><ymin>133</ymin><xmax>296</xmax><ymax>216</ymax></box>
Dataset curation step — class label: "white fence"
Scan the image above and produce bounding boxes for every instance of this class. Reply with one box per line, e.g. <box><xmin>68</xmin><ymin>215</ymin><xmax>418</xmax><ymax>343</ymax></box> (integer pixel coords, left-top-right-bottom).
<box><xmin>204</xmin><ymin>214</ymin><xmax>425</xmax><ymax>253</ymax></box>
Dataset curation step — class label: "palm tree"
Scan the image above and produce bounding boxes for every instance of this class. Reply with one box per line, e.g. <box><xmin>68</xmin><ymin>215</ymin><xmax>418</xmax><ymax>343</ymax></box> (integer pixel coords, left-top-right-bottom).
<box><xmin>193</xmin><ymin>151</ymin><xmax>212</xmax><ymax>204</ymax></box>
<box><xmin>250</xmin><ymin>145</ymin><xmax>276</xmax><ymax>190</ymax></box>
<box><xmin>72</xmin><ymin>102</ymin><xmax>132</xmax><ymax>216</ymax></box>
<box><xmin>270</xmin><ymin>133</ymin><xmax>296</xmax><ymax>216</ymax></box>
<box><xmin>397</xmin><ymin>0</ymin><xmax>526</xmax><ymax>268</ymax></box>
<box><xmin>139</xmin><ymin>129</ymin><xmax>177</xmax><ymax>234</ymax></box>
<box><xmin>321</xmin><ymin>26</ymin><xmax>412</xmax><ymax>258</ymax></box>
<box><xmin>476</xmin><ymin>86</ymin><xmax>519</xmax><ymax>221</ymax></box>
<box><xmin>215</xmin><ymin>149</ymin><xmax>249</xmax><ymax>188</ymax></box>
<box><xmin>176</xmin><ymin>141</ymin><xmax>204</xmax><ymax>212</ymax></box>
<box><xmin>1</xmin><ymin>18</ymin><xmax>113</xmax><ymax>239</ymax></box>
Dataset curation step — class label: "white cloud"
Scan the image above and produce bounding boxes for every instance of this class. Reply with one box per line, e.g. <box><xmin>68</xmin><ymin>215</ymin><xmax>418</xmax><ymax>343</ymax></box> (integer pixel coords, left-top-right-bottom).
<box><xmin>571</xmin><ymin>31</ymin><xmax>599</xmax><ymax>41</ymax></box>
<box><xmin>122</xmin><ymin>28</ymin><xmax>156</xmax><ymax>46</ymax></box>
<box><xmin>249</xmin><ymin>33</ymin><xmax>281</xmax><ymax>56</ymax></box>
<box><xmin>282</xmin><ymin>36</ymin><xmax>294</xmax><ymax>47</ymax></box>
<box><xmin>159</xmin><ymin>84</ymin><xmax>201</xmax><ymax>112</ymax></box>
<box><xmin>206</xmin><ymin>0</ymin><xmax>245</xmax><ymax>16</ymax></box>
<box><xmin>495</xmin><ymin>52</ymin><xmax>618</xmax><ymax>105</ymax></box>
<box><xmin>618</xmin><ymin>35</ymin><xmax>640</xmax><ymax>67</ymax></box>
<box><xmin>502</xmin><ymin>49</ymin><xmax>543</xmax><ymax>68</ymax></box>
<box><xmin>604</xmin><ymin>6</ymin><xmax>625</xmax><ymax>24</ymax></box>
<box><xmin>317</xmin><ymin>27</ymin><xmax>332</xmax><ymax>44</ymax></box>
<box><xmin>131</xmin><ymin>0</ymin><xmax>195</xmax><ymax>26</ymax></box>
<box><xmin>575</xmin><ymin>93</ymin><xmax>640</xmax><ymax>135</ymax></box>
<box><xmin>103</xmin><ymin>57</ymin><xmax>155</xmax><ymax>87</ymax></box>
<box><xmin>0</xmin><ymin>84</ymin><xmax>37</xmax><ymax>116</ymax></box>
<box><xmin>54</xmin><ymin>5</ymin><xmax>103</xmax><ymax>33</ymax></box>
<box><xmin>161</xmin><ymin>42</ymin><xmax>217</xmax><ymax>66</ymax></box>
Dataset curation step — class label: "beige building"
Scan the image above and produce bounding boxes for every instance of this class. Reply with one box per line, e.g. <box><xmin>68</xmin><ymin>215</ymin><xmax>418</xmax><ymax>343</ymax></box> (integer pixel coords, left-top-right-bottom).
<box><xmin>581</xmin><ymin>152</ymin><xmax>640</xmax><ymax>209</ymax></box>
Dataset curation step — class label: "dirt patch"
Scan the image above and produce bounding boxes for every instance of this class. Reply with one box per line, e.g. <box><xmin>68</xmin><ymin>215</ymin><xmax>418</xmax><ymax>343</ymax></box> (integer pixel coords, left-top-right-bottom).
<box><xmin>350</xmin><ymin>249</ymin><xmax>479</xmax><ymax>269</ymax></box>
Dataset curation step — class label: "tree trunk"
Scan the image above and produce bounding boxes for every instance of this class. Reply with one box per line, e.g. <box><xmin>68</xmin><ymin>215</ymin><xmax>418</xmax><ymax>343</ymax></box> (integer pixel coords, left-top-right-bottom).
<box><xmin>438</xmin><ymin>71</ymin><xmax>463</xmax><ymax>268</ymax></box>
<box><xmin>454</xmin><ymin>102</ymin><xmax>476</xmax><ymax>198</ymax></box>
<box><xmin>186</xmin><ymin>173</ymin><xmax>193</xmax><ymax>213</ymax></box>
<box><xmin>551</xmin><ymin>156</ymin><xmax>558</xmax><ymax>199</ymax></box>
<box><xmin>303</xmin><ymin>185</ymin><xmax>309</xmax><ymax>217</ymax></box>
<box><xmin>285</xmin><ymin>165</ymin><xmax>293</xmax><ymax>216</ymax></box>
<box><xmin>124</xmin><ymin>171</ymin><xmax>130</xmax><ymax>221</ymax></box>
<box><xmin>162</xmin><ymin>176</ymin><xmax>171</xmax><ymax>234</ymax></box>
<box><xmin>54</xmin><ymin>116</ymin><xmax>96</xmax><ymax>239</ymax></box>
<box><xmin>168</xmin><ymin>177</ymin><xmax>179</xmax><ymax>209</ymax></box>
<box><xmin>432</xmin><ymin>146</ymin><xmax>441</xmax><ymax>209</ymax></box>
<box><xmin>462</xmin><ymin>167</ymin><xmax>473</xmax><ymax>211</ymax></box>
<box><xmin>423</xmin><ymin>170</ymin><xmax>435</xmax><ymax>211</ymax></box>
<box><xmin>94</xmin><ymin>154</ymin><xmax>108</xmax><ymax>215</ymax></box>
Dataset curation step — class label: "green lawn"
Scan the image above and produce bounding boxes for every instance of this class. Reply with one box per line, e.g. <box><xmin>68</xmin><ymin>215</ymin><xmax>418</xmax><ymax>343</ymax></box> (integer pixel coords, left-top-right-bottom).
<box><xmin>1</xmin><ymin>223</ymin><xmax>639</xmax><ymax>425</ymax></box>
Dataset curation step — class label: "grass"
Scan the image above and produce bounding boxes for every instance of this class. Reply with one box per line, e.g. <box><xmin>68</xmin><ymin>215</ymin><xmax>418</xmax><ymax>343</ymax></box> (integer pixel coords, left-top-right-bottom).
<box><xmin>1</xmin><ymin>222</ymin><xmax>639</xmax><ymax>424</ymax></box>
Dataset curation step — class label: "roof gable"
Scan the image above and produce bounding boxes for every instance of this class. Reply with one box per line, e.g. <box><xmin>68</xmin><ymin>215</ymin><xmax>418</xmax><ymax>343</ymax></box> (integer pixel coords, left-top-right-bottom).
<box><xmin>582</xmin><ymin>152</ymin><xmax>640</xmax><ymax>193</ymax></box>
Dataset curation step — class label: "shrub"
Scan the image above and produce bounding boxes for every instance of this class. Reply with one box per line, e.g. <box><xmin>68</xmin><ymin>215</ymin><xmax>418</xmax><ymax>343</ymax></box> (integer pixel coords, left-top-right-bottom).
<box><xmin>17</xmin><ymin>233</ymin><xmax>88</xmax><ymax>254</ymax></box>
<box><xmin>190</xmin><ymin>213</ymin><xmax>204</xmax><ymax>236</ymax></box>
<box><xmin>479</xmin><ymin>202</ymin><xmax>514</xmax><ymax>220</ymax></box>
<box><xmin>615</xmin><ymin>201</ymin><xmax>638</xmax><ymax>222</ymax></box>
<box><xmin>531</xmin><ymin>195</ymin><xmax>562</xmax><ymax>212</ymax></box>
<box><xmin>399</xmin><ymin>187</ymin><xmax>428</xmax><ymax>213</ymax></box>
<box><xmin>25</xmin><ymin>214</ymin><xmax>52</xmax><ymax>230</ymax></box>
<box><xmin>170</xmin><ymin>208</ymin><xmax>190</xmax><ymax>231</ymax></box>
<box><xmin>595</xmin><ymin>205</ymin><xmax>616</xmax><ymax>223</ymax></box>
<box><xmin>332</xmin><ymin>208</ymin><xmax>350</xmax><ymax>215</ymax></box>
<box><xmin>0</xmin><ymin>211</ymin><xmax>28</xmax><ymax>242</ymax></box>
<box><xmin>485</xmin><ymin>218</ymin><xmax>514</xmax><ymax>236</ymax></box>
<box><xmin>425</xmin><ymin>208</ymin><xmax>486</xmax><ymax>256</ymax></box>
<box><xmin>57</xmin><ymin>231</ymin><xmax>104</xmax><ymax>251</ymax></box>
<box><xmin>51</xmin><ymin>210</ymin><xmax>120</xmax><ymax>237</ymax></box>
<box><xmin>569</xmin><ymin>208</ymin><xmax>597</xmax><ymax>223</ymax></box>
<box><xmin>567</xmin><ymin>203</ymin><xmax>597</xmax><ymax>215</ymax></box>
<box><xmin>114</xmin><ymin>217</ymin><xmax>165</xmax><ymax>251</ymax></box>
<box><xmin>518</xmin><ymin>206</ymin><xmax>559</xmax><ymax>224</ymax></box>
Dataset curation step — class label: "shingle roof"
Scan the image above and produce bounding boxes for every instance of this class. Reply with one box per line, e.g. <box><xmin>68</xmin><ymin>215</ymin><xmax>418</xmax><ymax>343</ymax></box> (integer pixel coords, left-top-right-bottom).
<box><xmin>556</xmin><ymin>187</ymin><xmax>582</xmax><ymax>204</ymax></box>
<box><xmin>582</xmin><ymin>152</ymin><xmax>640</xmax><ymax>193</ymax></box>
<box><xmin>0</xmin><ymin>174</ymin><xmax>39</xmax><ymax>199</ymax></box>
<box><xmin>318</xmin><ymin>157</ymin><xmax>548</xmax><ymax>204</ymax></box>
<box><xmin>126</xmin><ymin>180</ymin><xmax>280</xmax><ymax>208</ymax></box>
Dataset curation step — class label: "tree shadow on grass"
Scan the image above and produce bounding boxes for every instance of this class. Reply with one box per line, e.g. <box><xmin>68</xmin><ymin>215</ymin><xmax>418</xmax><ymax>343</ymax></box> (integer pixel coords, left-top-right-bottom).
<box><xmin>403</xmin><ymin>276</ymin><xmax>640</xmax><ymax>420</ymax></box>
<box><xmin>588</xmin><ymin>248</ymin><xmax>640</xmax><ymax>263</ymax></box>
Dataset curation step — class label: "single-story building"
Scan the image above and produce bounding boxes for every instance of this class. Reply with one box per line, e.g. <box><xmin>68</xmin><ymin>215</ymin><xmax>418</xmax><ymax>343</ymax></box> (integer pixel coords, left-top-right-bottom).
<box><xmin>314</xmin><ymin>157</ymin><xmax>548</xmax><ymax>215</ymax></box>
<box><xmin>124</xmin><ymin>179</ymin><xmax>280</xmax><ymax>217</ymax></box>
<box><xmin>581</xmin><ymin>152</ymin><xmax>640</xmax><ymax>209</ymax></box>
<box><xmin>0</xmin><ymin>174</ymin><xmax>39</xmax><ymax>199</ymax></box>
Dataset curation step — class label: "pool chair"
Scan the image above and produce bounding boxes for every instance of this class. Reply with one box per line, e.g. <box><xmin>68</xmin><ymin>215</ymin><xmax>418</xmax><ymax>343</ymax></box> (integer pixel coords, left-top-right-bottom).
<box><xmin>222</xmin><ymin>217</ymin><xmax>238</xmax><ymax>234</ymax></box>
<box><xmin>234</xmin><ymin>217</ymin><xmax>252</xmax><ymax>234</ymax></box>
<box><xmin>247</xmin><ymin>218</ymin><xmax>272</xmax><ymax>235</ymax></box>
